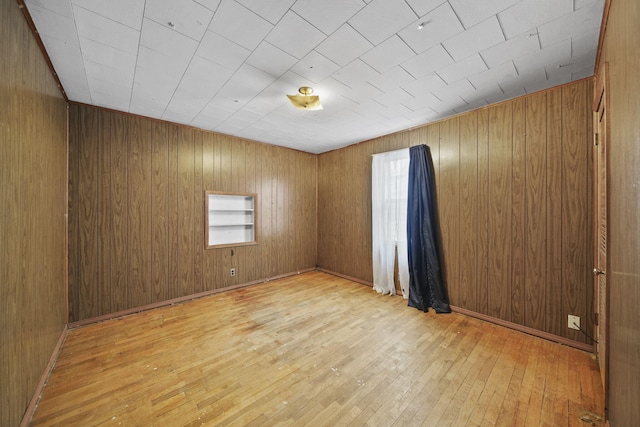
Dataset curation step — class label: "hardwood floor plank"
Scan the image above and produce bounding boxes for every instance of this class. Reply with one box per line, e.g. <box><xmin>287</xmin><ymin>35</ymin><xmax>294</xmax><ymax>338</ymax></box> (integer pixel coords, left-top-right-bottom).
<box><xmin>29</xmin><ymin>272</ymin><xmax>603</xmax><ymax>426</ymax></box>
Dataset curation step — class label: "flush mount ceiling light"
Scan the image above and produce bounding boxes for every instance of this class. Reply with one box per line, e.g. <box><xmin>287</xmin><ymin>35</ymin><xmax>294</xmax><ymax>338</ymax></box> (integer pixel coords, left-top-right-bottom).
<box><xmin>287</xmin><ymin>86</ymin><xmax>323</xmax><ymax>111</ymax></box>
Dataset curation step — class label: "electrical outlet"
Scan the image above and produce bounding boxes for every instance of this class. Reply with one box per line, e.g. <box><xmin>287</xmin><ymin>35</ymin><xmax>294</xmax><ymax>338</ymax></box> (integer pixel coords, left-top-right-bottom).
<box><xmin>230</xmin><ymin>268</ymin><xmax>236</xmax><ymax>277</ymax></box>
<box><xmin>568</xmin><ymin>314</ymin><xmax>580</xmax><ymax>330</ymax></box>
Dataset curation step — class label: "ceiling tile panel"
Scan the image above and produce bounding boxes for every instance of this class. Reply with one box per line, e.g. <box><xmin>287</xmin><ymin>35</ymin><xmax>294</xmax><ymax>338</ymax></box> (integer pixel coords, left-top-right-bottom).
<box><xmin>339</xmin><ymin>82</ymin><xmax>384</xmax><ymax>104</ymax></box>
<box><xmin>292</xmin><ymin>0</ymin><xmax>366</xmax><ymax>35</ymax></box>
<box><xmin>398</xmin><ymin>3</ymin><xmax>464</xmax><ymax>54</ymax></box>
<box><xmin>537</xmin><ymin>1</ymin><xmax>605</xmax><ymax>48</ymax></box>
<box><xmin>194</xmin><ymin>0</ymin><xmax>221</xmax><ymax>12</ymax></box>
<box><xmin>348</xmin><ymin>0</ymin><xmax>418</xmax><ymax>45</ymax></box>
<box><xmin>332</xmin><ymin>59</ymin><xmax>380</xmax><ymax>88</ymax></box>
<box><xmin>163</xmin><ymin>56</ymin><xmax>234</xmax><ymax>118</ymax></box>
<box><xmin>360</xmin><ymin>35</ymin><xmax>415</xmax><ymax>73</ymax></box>
<box><xmin>498</xmin><ymin>0</ymin><xmax>573</xmax><ymax>39</ymax></box>
<box><xmin>449</xmin><ymin>0</ymin><xmax>519</xmax><ymax>29</ymax></box>
<box><xmin>315</xmin><ymin>24</ymin><xmax>373</xmax><ymax>67</ymax></box>
<box><xmin>436</xmin><ymin>54</ymin><xmax>487</xmax><ymax>84</ymax></box>
<box><xmin>38</xmin><ymin>36</ymin><xmax>92</xmax><ymax>103</ymax></box>
<box><xmin>369</xmin><ymin>66</ymin><xmax>414</xmax><ymax>93</ymax></box>
<box><xmin>479</xmin><ymin>32</ymin><xmax>541</xmax><ymax>68</ymax></box>
<box><xmin>402</xmin><ymin>74</ymin><xmax>447</xmax><ymax>98</ymax></box>
<box><xmin>71</xmin><ymin>0</ymin><xmax>145</xmax><ymax>29</ymax></box>
<box><xmin>442</xmin><ymin>16</ymin><xmax>505</xmax><ymax>61</ymax></box>
<box><xmin>73</xmin><ymin>5</ymin><xmax>140</xmax><ymax>54</ymax></box>
<box><xmin>401</xmin><ymin>44</ymin><xmax>454</xmax><ymax>79</ymax></box>
<box><xmin>513</xmin><ymin>39</ymin><xmax>571</xmax><ymax>73</ymax></box>
<box><xmin>571</xmin><ymin>31</ymin><xmax>600</xmax><ymax>58</ymax></box>
<box><xmin>196</xmin><ymin>31</ymin><xmax>251</xmax><ymax>71</ymax></box>
<box><xmin>235</xmin><ymin>0</ymin><xmax>294</xmax><ymax>25</ymax></box>
<box><xmin>79</xmin><ymin>37</ymin><xmax>136</xmax><ymax>72</ymax></box>
<box><xmin>265</xmin><ymin>11</ymin><xmax>326</xmax><ymax>59</ymax></box>
<box><xmin>26</xmin><ymin>3</ymin><xmax>81</xmax><ymax>46</ymax></box>
<box><xmin>246</xmin><ymin>42</ymin><xmax>298</xmax><ymax>77</ymax></box>
<box><xmin>404</xmin><ymin>0</ymin><xmax>447</xmax><ymax>17</ymax></box>
<box><xmin>468</xmin><ymin>61</ymin><xmax>518</xmax><ymax>89</ymax></box>
<box><xmin>215</xmin><ymin>64</ymin><xmax>276</xmax><ymax>104</ymax></box>
<box><xmin>524</xmin><ymin>73</ymin><xmax>571</xmax><ymax>94</ymax></box>
<box><xmin>144</xmin><ymin>0</ymin><xmax>214</xmax><ymax>41</ymax></box>
<box><xmin>432</xmin><ymin>78</ymin><xmax>475</xmax><ymax>100</ymax></box>
<box><xmin>291</xmin><ymin>51</ymin><xmax>341</xmax><ymax>83</ymax></box>
<box><xmin>374</xmin><ymin>87</ymin><xmax>414</xmax><ymax>107</ymax></box>
<box><xmin>209</xmin><ymin>0</ymin><xmax>273</xmax><ymax>50</ymax></box>
<box><xmin>497</xmin><ymin>66</ymin><xmax>547</xmax><ymax>93</ymax></box>
<box><xmin>25</xmin><ymin>0</ymin><xmax>73</xmax><ymax>18</ymax></box>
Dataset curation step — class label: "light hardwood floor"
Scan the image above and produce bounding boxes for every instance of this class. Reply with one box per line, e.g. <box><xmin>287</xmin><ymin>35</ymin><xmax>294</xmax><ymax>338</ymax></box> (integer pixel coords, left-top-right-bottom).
<box><xmin>30</xmin><ymin>272</ymin><xmax>604</xmax><ymax>426</ymax></box>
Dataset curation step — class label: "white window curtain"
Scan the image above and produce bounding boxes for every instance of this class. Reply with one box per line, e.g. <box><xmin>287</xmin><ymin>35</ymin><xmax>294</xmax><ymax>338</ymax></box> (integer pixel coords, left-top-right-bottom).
<box><xmin>372</xmin><ymin>148</ymin><xmax>410</xmax><ymax>297</ymax></box>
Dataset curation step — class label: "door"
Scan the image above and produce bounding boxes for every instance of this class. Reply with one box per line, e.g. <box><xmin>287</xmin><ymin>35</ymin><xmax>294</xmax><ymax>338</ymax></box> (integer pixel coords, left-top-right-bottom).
<box><xmin>593</xmin><ymin>62</ymin><xmax>609</xmax><ymax>416</ymax></box>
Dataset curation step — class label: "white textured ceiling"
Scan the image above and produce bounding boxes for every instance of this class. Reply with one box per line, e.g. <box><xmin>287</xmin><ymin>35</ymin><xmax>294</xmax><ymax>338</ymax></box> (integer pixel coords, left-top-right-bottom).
<box><xmin>24</xmin><ymin>0</ymin><xmax>605</xmax><ymax>154</ymax></box>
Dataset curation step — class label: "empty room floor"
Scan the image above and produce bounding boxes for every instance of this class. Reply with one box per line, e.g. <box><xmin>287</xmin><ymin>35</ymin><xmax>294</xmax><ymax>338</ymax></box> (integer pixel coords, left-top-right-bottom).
<box><xmin>29</xmin><ymin>272</ymin><xmax>604</xmax><ymax>426</ymax></box>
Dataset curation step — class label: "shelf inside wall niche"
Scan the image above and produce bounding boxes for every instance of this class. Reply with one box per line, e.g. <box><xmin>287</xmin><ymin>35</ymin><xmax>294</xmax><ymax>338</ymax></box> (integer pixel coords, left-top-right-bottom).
<box><xmin>206</xmin><ymin>191</ymin><xmax>257</xmax><ymax>249</ymax></box>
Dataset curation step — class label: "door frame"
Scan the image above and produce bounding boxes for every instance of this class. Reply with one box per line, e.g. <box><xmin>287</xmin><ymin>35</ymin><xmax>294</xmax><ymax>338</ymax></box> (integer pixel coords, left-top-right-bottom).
<box><xmin>592</xmin><ymin>61</ymin><xmax>610</xmax><ymax>418</ymax></box>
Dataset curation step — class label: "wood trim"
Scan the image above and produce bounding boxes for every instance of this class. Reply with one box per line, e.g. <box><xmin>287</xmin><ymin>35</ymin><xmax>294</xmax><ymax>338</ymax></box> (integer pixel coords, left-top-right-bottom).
<box><xmin>318</xmin><ymin>268</ymin><xmax>374</xmax><ymax>287</ymax></box>
<box><xmin>19</xmin><ymin>326</ymin><xmax>68</xmax><ymax>427</ymax></box>
<box><xmin>450</xmin><ymin>305</ymin><xmax>593</xmax><ymax>352</ymax></box>
<box><xmin>593</xmin><ymin>0</ymin><xmax>612</xmax><ymax>76</ymax></box>
<box><xmin>205</xmin><ymin>190</ymin><xmax>258</xmax><ymax>250</ymax></box>
<box><xmin>16</xmin><ymin>0</ymin><xmax>68</xmax><ymax>101</ymax></box>
<box><xmin>68</xmin><ymin>268</ymin><xmax>316</xmax><ymax>329</ymax></box>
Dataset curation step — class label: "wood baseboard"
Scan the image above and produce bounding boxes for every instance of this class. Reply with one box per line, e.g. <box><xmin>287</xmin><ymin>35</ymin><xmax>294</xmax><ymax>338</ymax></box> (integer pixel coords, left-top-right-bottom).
<box><xmin>318</xmin><ymin>268</ymin><xmax>593</xmax><ymax>353</ymax></box>
<box><xmin>20</xmin><ymin>325</ymin><xmax>68</xmax><ymax>427</ymax></box>
<box><xmin>69</xmin><ymin>268</ymin><xmax>317</xmax><ymax>329</ymax></box>
<box><xmin>450</xmin><ymin>305</ymin><xmax>593</xmax><ymax>352</ymax></box>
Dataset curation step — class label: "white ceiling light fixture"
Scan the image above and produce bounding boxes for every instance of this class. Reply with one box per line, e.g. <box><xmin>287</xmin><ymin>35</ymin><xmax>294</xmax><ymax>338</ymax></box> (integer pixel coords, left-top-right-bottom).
<box><xmin>287</xmin><ymin>86</ymin><xmax>323</xmax><ymax>110</ymax></box>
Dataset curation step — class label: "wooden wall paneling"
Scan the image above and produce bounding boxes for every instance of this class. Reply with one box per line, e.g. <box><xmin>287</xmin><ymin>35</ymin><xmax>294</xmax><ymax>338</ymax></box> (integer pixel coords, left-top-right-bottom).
<box><xmin>458</xmin><ymin>112</ymin><xmax>478</xmax><ymax>311</ymax></box>
<box><xmin>98</xmin><ymin>110</ymin><xmax>113</xmax><ymax>314</ymax></box>
<box><xmin>316</xmin><ymin>150</ymin><xmax>331</xmax><ymax>271</ymax></box>
<box><xmin>177</xmin><ymin>127</ymin><xmax>196</xmax><ymax>296</ymax></box>
<box><xmin>439</xmin><ymin>118</ymin><xmax>461</xmax><ymax>306</ymax></box>
<box><xmin>151</xmin><ymin>121</ymin><xmax>169</xmax><ymax>303</ymax></box>
<box><xmin>1</xmin><ymin>1</ymin><xmax>68</xmax><ymax>423</ymax></box>
<box><xmin>128</xmin><ymin>116</ymin><xmax>152</xmax><ymax>308</ymax></box>
<box><xmin>209</xmin><ymin>134</ymin><xmax>223</xmax><ymax>288</ymax></box>
<box><xmin>110</xmin><ymin>112</ymin><xmax>129</xmax><ymax>311</ymax></box>
<box><xmin>511</xmin><ymin>99</ymin><xmax>526</xmax><ymax>324</ymax></box>
<box><xmin>487</xmin><ymin>103</ymin><xmax>513</xmax><ymax>321</ymax></box>
<box><xmin>244</xmin><ymin>138</ymin><xmax>259</xmax><ymax>282</ymax></box>
<box><xmin>193</xmin><ymin>132</ymin><xmax>204</xmax><ymax>293</ymax></box>
<box><xmin>231</xmin><ymin>137</ymin><xmax>246</xmax><ymax>193</ymax></box>
<box><xmin>545</xmin><ymin>88</ymin><xmax>564</xmax><ymax>336</ymax></box>
<box><xmin>274</xmin><ymin>147</ymin><xmax>285</xmax><ymax>274</ymax></box>
<box><xmin>359</xmin><ymin>142</ymin><xmax>374</xmax><ymax>281</ymax></box>
<box><xmin>286</xmin><ymin>148</ymin><xmax>297</xmax><ymax>274</ymax></box>
<box><xmin>3</xmin><ymin>6</ymin><xmax>25</xmax><ymax>419</ymax></box>
<box><xmin>584</xmin><ymin>81</ymin><xmax>595</xmax><ymax>332</ymax></box>
<box><xmin>78</xmin><ymin>106</ymin><xmax>99</xmax><ymax>320</ymax></box>
<box><xmin>476</xmin><ymin>109</ymin><xmax>490</xmax><ymax>315</ymax></box>
<box><xmin>167</xmin><ymin>125</ymin><xmax>180</xmax><ymax>299</ymax></box>
<box><xmin>259</xmin><ymin>143</ymin><xmax>274</xmax><ymax>279</ymax></box>
<box><xmin>427</xmin><ymin>124</ymin><xmax>440</xmax><ymax>179</ymax></box>
<box><xmin>561</xmin><ymin>82</ymin><xmax>589</xmax><ymax>344</ymax></box>
<box><xmin>524</xmin><ymin>92</ymin><xmax>548</xmax><ymax>331</ymax></box>
<box><xmin>67</xmin><ymin>106</ymin><xmax>79</xmax><ymax>322</ymax></box>
<box><xmin>202</xmin><ymin>132</ymin><xmax>215</xmax><ymax>290</ymax></box>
